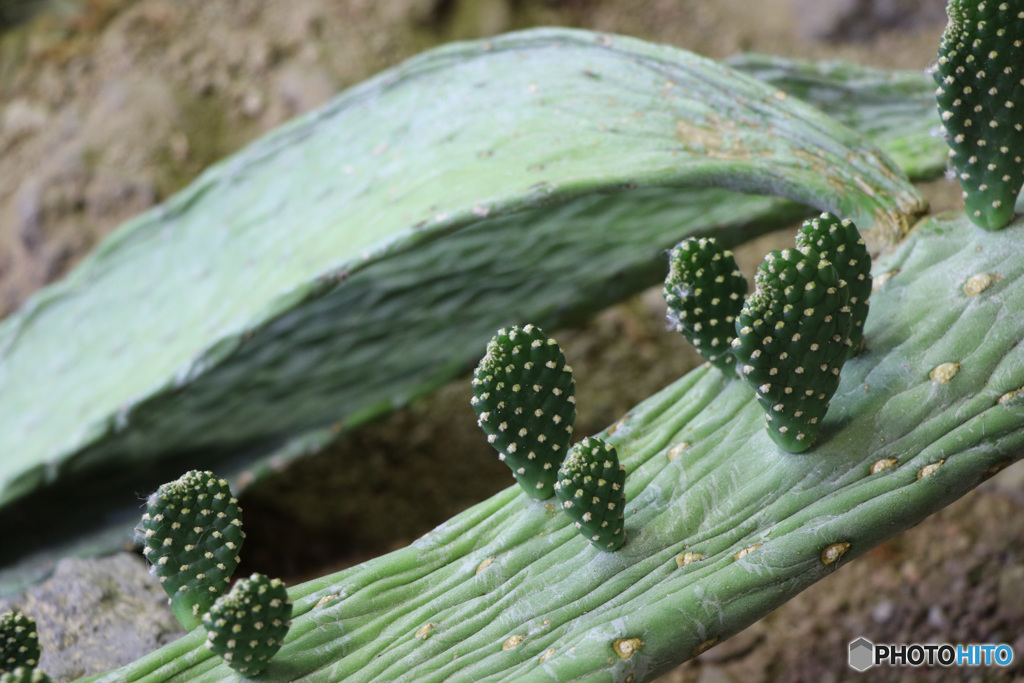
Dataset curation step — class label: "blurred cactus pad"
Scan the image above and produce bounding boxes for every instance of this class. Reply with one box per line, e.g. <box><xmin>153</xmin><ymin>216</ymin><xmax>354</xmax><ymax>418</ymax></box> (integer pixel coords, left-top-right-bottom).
<box><xmin>0</xmin><ymin>16</ymin><xmax>1005</xmax><ymax>681</ymax></box>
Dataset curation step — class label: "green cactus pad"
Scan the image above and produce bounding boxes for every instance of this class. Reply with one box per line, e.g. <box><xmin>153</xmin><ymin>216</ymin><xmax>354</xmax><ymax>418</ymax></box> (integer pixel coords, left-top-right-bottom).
<box><xmin>732</xmin><ymin>249</ymin><xmax>853</xmax><ymax>452</ymax></box>
<box><xmin>795</xmin><ymin>212</ymin><xmax>872</xmax><ymax>356</ymax></box>
<box><xmin>934</xmin><ymin>0</ymin><xmax>1024</xmax><ymax>230</ymax></box>
<box><xmin>664</xmin><ymin>237</ymin><xmax>748</xmax><ymax>373</ymax></box>
<box><xmin>471</xmin><ymin>325</ymin><xmax>576</xmax><ymax>500</ymax></box>
<box><xmin>0</xmin><ymin>612</ymin><xmax>39</xmax><ymax>674</ymax></box>
<box><xmin>202</xmin><ymin>573</ymin><xmax>292</xmax><ymax>676</ymax></box>
<box><xmin>554</xmin><ymin>436</ymin><xmax>627</xmax><ymax>551</ymax></box>
<box><xmin>138</xmin><ymin>471</ymin><xmax>245</xmax><ymax>630</ymax></box>
<box><xmin>0</xmin><ymin>668</ymin><xmax>51</xmax><ymax>683</ymax></box>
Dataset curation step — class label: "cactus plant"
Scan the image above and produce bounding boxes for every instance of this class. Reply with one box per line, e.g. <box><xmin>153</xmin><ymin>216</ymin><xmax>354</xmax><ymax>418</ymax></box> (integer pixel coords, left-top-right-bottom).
<box><xmin>471</xmin><ymin>325</ymin><xmax>576</xmax><ymax>499</ymax></box>
<box><xmin>731</xmin><ymin>248</ymin><xmax>856</xmax><ymax>452</ymax></box>
<box><xmin>138</xmin><ymin>471</ymin><xmax>244</xmax><ymax>630</ymax></box>
<box><xmin>0</xmin><ymin>668</ymin><xmax>50</xmax><ymax>683</ymax></box>
<box><xmin>202</xmin><ymin>573</ymin><xmax>292</xmax><ymax>676</ymax></box>
<box><xmin>664</xmin><ymin>237</ymin><xmax>748</xmax><ymax>373</ymax></box>
<box><xmin>934</xmin><ymin>0</ymin><xmax>1024</xmax><ymax>230</ymax></box>
<box><xmin>0</xmin><ymin>612</ymin><xmax>38</xmax><ymax>674</ymax></box>
<box><xmin>554</xmin><ymin>437</ymin><xmax>627</xmax><ymax>550</ymax></box>
<box><xmin>795</xmin><ymin>212</ymin><xmax>872</xmax><ymax>357</ymax></box>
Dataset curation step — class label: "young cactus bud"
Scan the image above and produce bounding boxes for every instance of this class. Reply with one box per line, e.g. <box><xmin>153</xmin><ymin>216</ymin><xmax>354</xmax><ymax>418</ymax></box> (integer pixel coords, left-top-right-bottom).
<box><xmin>663</xmin><ymin>237</ymin><xmax>748</xmax><ymax>373</ymax></box>
<box><xmin>731</xmin><ymin>249</ymin><xmax>854</xmax><ymax>453</ymax></box>
<box><xmin>0</xmin><ymin>612</ymin><xmax>39</xmax><ymax>674</ymax></box>
<box><xmin>0</xmin><ymin>668</ymin><xmax>51</xmax><ymax>683</ymax></box>
<box><xmin>933</xmin><ymin>0</ymin><xmax>1024</xmax><ymax>230</ymax></box>
<box><xmin>138</xmin><ymin>470</ymin><xmax>245</xmax><ymax>630</ymax></box>
<box><xmin>203</xmin><ymin>573</ymin><xmax>292</xmax><ymax>676</ymax></box>
<box><xmin>795</xmin><ymin>213</ymin><xmax>872</xmax><ymax>357</ymax></box>
<box><xmin>471</xmin><ymin>325</ymin><xmax>576</xmax><ymax>500</ymax></box>
<box><xmin>554</xmin><ymin>436</ymin><xmax>626</xmax><ymax>551</ymax></box>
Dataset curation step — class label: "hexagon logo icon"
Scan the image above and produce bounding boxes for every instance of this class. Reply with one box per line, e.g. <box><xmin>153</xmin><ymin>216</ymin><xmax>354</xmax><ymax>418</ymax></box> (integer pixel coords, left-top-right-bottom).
<box><xmin>849</xmin><ymin>637</ymin><xmax>874</xmax><ymax>671</ymax></box>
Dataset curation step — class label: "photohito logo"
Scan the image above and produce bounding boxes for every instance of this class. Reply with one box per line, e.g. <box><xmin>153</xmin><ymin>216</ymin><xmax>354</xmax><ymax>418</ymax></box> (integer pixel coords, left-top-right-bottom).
<box><xmin>848</xmin><ymin>638</ymin><xmax>1014</xmax><ymax>671</ymax></box>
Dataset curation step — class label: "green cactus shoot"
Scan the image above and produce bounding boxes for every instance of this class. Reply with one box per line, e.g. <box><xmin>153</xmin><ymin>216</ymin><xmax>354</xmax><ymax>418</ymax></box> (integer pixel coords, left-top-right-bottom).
<box><xmin>664</xmin><ymin>237</ymin><xmax>748</xmax><ymax>373</ymax></box>
<box><xmin>0</xmin><ymin>613</ymin><xmax>39</xmax><ymax>675</ymax></box>
<box><xmin>471</xmin><ymin>325</ymin><xmax>576</xmax><ymax>499</ymax></box>
<box><xmin>138</xmin><ymin>471</ymin><xmax>245</xmax><ymax>630</ymax></box>
<box><xmin>934</xmin><ymin>0</ymin><xmax>1024</xmax><ymax>230</ymax></box>
<box><xmin>554</xmin><ymin>436</ymin><xmax>627</xmax><ymax>551</ymax></box>
<box><xmin>202</xmin><ymin>573</ymin><xmax>292</xmax><ymax>676</ymax></box>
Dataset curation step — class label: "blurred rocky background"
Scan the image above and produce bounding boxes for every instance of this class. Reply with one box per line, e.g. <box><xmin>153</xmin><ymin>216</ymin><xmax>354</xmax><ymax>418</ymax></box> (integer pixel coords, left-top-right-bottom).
<box><xmin>4</xmin><ymin>1</ymin><xmax>1023</xmax><ymax>681</ymax></box>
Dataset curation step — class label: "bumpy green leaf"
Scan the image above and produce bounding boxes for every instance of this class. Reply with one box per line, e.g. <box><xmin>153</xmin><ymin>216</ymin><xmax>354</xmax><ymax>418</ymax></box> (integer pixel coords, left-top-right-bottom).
<box><xmin>471</xmin><ymin>325</ymin><xmax>576</xmax><ymax>499</ymax></box>
<box><xmin>0</xmin><ymin>613</ymin><xmax>38</xmax><ymax>674</ymax></box>
<box><xmin>202</xmin><ymin>574</ymin><xmax>291</xmax><ymax>676</ymax></box>
<box><xmin>88</xmin><ymin>214</ymin><xmax>1024</xmax><ymax>683</ymax></box>
<box><xmin>795</xmin><ymin>212</ymin><xmax>872</xmax><ymax>356</ymax></box>
<box><xmin>555</xmin><ymin>437</ymin><xmax>627</xmax><ymax>550</ymax></box>
<box><xmin>0</xmin><ymin>29</ymin><xmax>923</xmax><ymax>517</ymax></box>
<box><xmin>934</xmin><ymin>0</ymin><xmax>1024</xmax><ymax>230</ymax></box>
<box><xmin>732</xmin><ymin>249</ymin><xmax>853</xmax><ymax>452</ymax></box>
<box><xmin>138</xmin><ymin>471</ymin><xmax>244</xmax><ymax>630</ymax></box>
<box><xmin>664</xmin><ymin>238</ymin><xmax>747</xmax><ymax>373</ymax></box>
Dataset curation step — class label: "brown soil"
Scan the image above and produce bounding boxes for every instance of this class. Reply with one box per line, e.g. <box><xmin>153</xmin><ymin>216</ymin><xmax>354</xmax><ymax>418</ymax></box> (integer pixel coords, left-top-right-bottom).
<box><xmin>6</xmin><ymin>1</ymin><xmax>1024</xmax><ymax>681</ymax></box>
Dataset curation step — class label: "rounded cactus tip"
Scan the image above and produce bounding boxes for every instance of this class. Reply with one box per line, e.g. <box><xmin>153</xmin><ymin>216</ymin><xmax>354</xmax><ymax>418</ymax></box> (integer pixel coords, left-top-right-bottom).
<box><xmin>663</xmin><ymin>236</ymin><xmax>748</xmax><ymax>373</ymax></box>
<box><xmin>471</xmin><ymin>324</ymin><xmax>576</xmax><ymax>500</ymax></box>
<box><xmin>933</xmin><ymin>0</ymin><xmax>1024</xmax><ymax>230</ymax></box>
<box><xmin>203</xmin><ymin>573</ymin><xmax>292</xmax><ymax>676</ymax></box>
<box><xmin>0</xmin><ymin>612</ymin><xmax>40</xmax><ymax>675</ymax></box>
<box><xmin>732</xmin><ymin>248</ymin><xmax>853</xmax><ymax>453</ymax></box>
<box><xmin>138</xmin><ymin>470</ymin><xmax>245</xmax><ymax>631</ymax></box>
<box><xmin>554</xmin><ymin>436</ymin><xmax>627</xmax><ymax>551</ymax></box>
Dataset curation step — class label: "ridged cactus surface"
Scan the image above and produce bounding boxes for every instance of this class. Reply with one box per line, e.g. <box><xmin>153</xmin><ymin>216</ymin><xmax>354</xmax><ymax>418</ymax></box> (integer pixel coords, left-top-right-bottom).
<box><xmin>0</xmin><ymin>29</ymin><xmax>923</xmax><ymax>523</ymax></box>
<box><xmin>934</xmin><ymin>0</ymin><xmax>1024</xmax><ymax>230</ymax></box>
<box><xmin>202</xmin><ymin>573</ymin><xmax>292</xmax><ymax>675</ymax></box>
<box><xmin>554</xmin><ymin>437</ymin><xmax>627</xmax><ymax>550</ymax></box>
<box><xmin>795</xmin><ymin>212</ymin><xmax>872</xmax><ymax>356</ymax></box>
<box><xmin>0</xmin><ymin>668</ymin><xmax>50</xmax><ymax>683</ymax></box>
<box><xmin>664</xmin><ymin>238</ymin><xmax>748</xmax><ymax>373</ymax></box>
<box><xmin>138</xmin><ymin>471</ymin><xmax>244</xmax><ymax>630</ymax></box>
<box><xmin>90</xmin><ymin>214</ymin><xmax>1024</xmax><ymax>683</ymax></box>
<box><xmin>0</xmin><ymin>613</ymin><xmax>38</xmax><ymax>674</ymax></box>
<box><xmin>471</xmin><ymin>325</ymin><xmax>576</xmax><ymax>499</ymax></box>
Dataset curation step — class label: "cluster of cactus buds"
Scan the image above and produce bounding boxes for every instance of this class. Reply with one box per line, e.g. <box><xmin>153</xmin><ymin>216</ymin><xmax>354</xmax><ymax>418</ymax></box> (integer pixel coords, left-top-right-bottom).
<box><xmin>933</xmin><ymin>0</ymin><xmax>1024</xmax><ymax>230</ymax></box>
<box><xmin>665</xmin><ymin>212</ymin><xmax>871</xmax><ymax>452</ymax></box>
<box><xmin>471</xmin><ymin>324</ymin><xmax>577</xmax><ymax>500</ymax></box>
<box><xmin>138</xmin><ymin>470</ymin><xmax>245</xmax><ymax>630</ymax></box>
<box><xmin>202</xmin><ymin>573</ymin><xmax>292</xmax><ymax>676</ymax></box>
<box><xmin>663</xmin><ymin>237</ymin><xmax>748</xmax><ymax>373</ymax></box>
<box><xmin>0</xmin><ymin>612</ymin><xmax>41</xmax><ymax>681</ymax></box>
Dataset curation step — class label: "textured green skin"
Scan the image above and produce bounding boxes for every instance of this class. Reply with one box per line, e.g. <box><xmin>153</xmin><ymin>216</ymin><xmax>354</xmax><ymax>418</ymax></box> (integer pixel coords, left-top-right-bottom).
<box><xmin>0</xmin><ymin>50</ymin><xmax>948</xmax><ymax>600</ymax></box>
<box><xmin>139</xmin><ymin>471</ymin><xmax>245</xmax><ymax>631</ymax></box>
<box><xmin>554</xmin><ymin>437</ymin><xmax>627</xmax><ymax>551</ymax></box>
<box><xmin>934</xmin><ymin>0</ymin><xmax>1024</xmax><ymax>230</ymax></box>
<box><xmin>732</xmin><ymin>249</ymin><xmax>853</xmax><ymax>452</ymax></box>
<box><xmin>0</xmin><ymin>30</ymin><xmax>923</xmax><ymax>516</ymax></box>
<box><xmin>0</xmin><ymin>668</ymin><xmax>50</xmax><ymax>683</ymax></box>
<box><xmin>203</xmin><ymin>574</ymin><xmax>292</xmax><ymax>676</ymax></box>
<box><xmin>0</xmin><ymin>613</ymin><xmax>38</xmax><ymax>673</ymax></box>
<box><xmin>795</xmin><ymin>212</ymin><xmax>872</xmax><ymax>356</ymax></box>
<box><xmin>664</xmin><ymin>238</ymin><xmax>747</xmax><ymax>373</ymax></box>
<box><xmin>85</xmin><ymin>214</ymin><xmax>1024</xmax><ymax>682</ymax></box>
<box><xmin>471</xmin><ymin>326</ymin><xmax>576</xmax><ymax>500</ymax></box>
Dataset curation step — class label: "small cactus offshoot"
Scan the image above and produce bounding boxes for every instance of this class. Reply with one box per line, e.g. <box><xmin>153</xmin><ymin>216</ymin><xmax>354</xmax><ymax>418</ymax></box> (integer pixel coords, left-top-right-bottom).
<box><xmin>934</xmin><ymin>0</ymin><xmax>1024</xmax><ymax>230</ymax></box>
<box><xmin>795</xmin><ymin>212</ymin><xmax>872</xmax><ymax>356</ymax></box>
<box><xmin>664</xmin><ymin>237</ymin><xmax>748</xmax><ymax>373</ymax></box>
<box><xmin>0</xmin><ymin>668</ymin><xmax>51</xmax><ymax>683</ymax></box>
<box><xmin>554</xmin><ymin>436</ymin><xmax>627</xmax><ymax>551</ymax></box>
<box><xmin>471</xmin><ymin>325</ymin><xmax>576</xmax><ymax>499</ymax></box>
<box><xmin>203</xmin><ymin>573</ymin><xmax>292</xmax><ymax>676</ymax></box>
<box><xmin>0</xmin><ymin>612</ymin><xmax>39</xmax><ymax>675</ymax></box>
<box><xmin>138</xmin><ymin>470</ymin><xmax>245</xmax><ymax>630</ymax></box>
<box><xmin>731</xmin><ymin>249</ymin><xmax>855</xmax><ymax>453</ymax></box>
